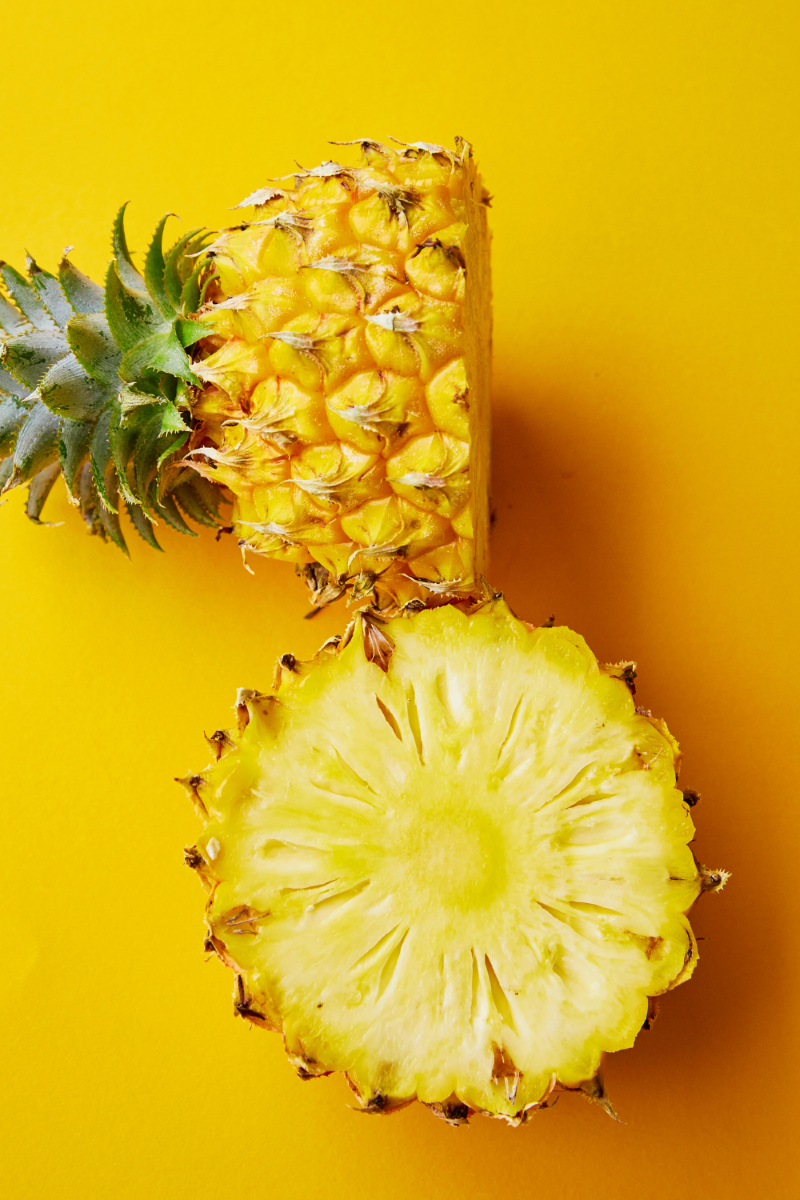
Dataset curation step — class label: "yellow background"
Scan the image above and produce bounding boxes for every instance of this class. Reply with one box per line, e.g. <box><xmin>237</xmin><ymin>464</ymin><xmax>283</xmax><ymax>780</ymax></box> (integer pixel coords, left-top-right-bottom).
<box><xmin>1</xmin><ymin>1</ymin><xmax>798</xmax><ymax>1195</ymax></box>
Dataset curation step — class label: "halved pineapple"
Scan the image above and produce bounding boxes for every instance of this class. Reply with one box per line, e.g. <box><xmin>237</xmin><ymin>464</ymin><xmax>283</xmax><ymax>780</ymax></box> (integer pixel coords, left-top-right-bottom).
<box><xmin>190</xmin><ymin>137</ymin><xmax>492</xmax><ymax>606</ymax></box>
<box><xmin>184</xmin><ymin>598</ymin><xmax>720</xmax><ymax>1124</ymax></box>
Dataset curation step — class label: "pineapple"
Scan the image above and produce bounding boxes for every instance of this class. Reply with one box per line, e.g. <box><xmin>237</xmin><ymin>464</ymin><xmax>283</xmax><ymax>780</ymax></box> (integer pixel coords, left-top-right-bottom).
<box><xmin>1</xmin><ymin>137</ymin><xmax>491</xmax><ymax>604</ymax></box>
<box><xmin>187</xmin><ymin>136</ymin><xmax>490</xmax><ymax>606</ymax></box>
<box><xmin>2</xmin><ymin>137</ymin><xmax>725</xmax><ymax>1121</ymax></box>
<box><xmin>183</xmin><ymin>597</ymin><xmax>727</xmax><ymax>1124</ymax></box>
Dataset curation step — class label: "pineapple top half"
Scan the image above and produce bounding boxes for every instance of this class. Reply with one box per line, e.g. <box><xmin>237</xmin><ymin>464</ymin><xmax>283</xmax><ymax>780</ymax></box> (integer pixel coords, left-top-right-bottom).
<box><xmin>0</xmin><ymin>138</ymin><xmax>491</xmax><ymax>608</ymax></box>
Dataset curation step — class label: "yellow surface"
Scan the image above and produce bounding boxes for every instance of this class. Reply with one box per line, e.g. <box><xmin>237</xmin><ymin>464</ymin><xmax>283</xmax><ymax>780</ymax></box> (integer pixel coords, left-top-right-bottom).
<box><xmin>0</xmin><ymin>1</ymin><xmax>797</xmax><ymax>1196</ymax></box>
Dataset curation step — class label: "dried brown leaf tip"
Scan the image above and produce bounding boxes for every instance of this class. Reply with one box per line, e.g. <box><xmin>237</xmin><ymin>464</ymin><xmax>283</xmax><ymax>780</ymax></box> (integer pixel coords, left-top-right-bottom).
<box><xmin>220</xmin><ymin>905</ymin><xmax>269</xmax><ymax>935</ymax></box>
<box><xmin>605</xmin><ymin>661</ymin><xmax>637</xmax><ymax>694</ymax></box>
<box><xmin>642</xmin><ymin>997</ymin><xmax>661</xmax><ymax>1030</ymax></box>
<box><xmin>204</xmin><ymin>933</ymin><xmax>237</xmax><ymax>969</ymax></box>
<box><xmin>361</xmin><ymin>614</ymin><xmax>395</xmax><ymax>672</ymax></box>
<box><xmin>235</xmin><ymin>974</ymin><xmax>267</xmax><ymax>1025</ymax></box>
<box><xmin>698</xmin><ymin>864</ymin><xmax>732</xmax><ymax>893</ymax></box>
<box><xmin>426</xmin><ymin>1096</ymin><xmax>472</xmax><ymax>1126</ymax></box>
<box><xmin>235</xmin><ymin>688</ymin><xmax>268</xmax><ymax>731</ymax></box>
<box><xmin>576</xmin><ymin>1072</ymin><xmax>619</xmax><ymax>1122</ymax></box>
<box><xmin>174</xmin><ymin>773</ymin><xmax>208</xmax><ymax>816</ymax></box>
<box><xmin>205</xmin><ymin>728</ymin><xmax>235</xmax><ymax>760</ymax></box>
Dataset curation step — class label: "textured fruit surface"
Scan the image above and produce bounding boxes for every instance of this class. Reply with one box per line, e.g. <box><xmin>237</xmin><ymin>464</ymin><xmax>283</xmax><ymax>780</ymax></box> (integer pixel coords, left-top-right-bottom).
<box><xmin>188</xmin><ymin>599</ymin><xmax>703</xmax><ymax>1123</ymax></box>
<box><xmin>189</xmin><ymin>139</ymin><xmax>491</xmax><ymax>607</ymax></box>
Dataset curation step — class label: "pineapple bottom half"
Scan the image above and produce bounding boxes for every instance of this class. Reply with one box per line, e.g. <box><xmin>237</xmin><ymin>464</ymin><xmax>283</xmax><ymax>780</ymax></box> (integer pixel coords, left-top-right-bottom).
<box><xmin>185</xmin><ymin>599</ymin><xmax>711</xmax><ymax>1124</ymax></box>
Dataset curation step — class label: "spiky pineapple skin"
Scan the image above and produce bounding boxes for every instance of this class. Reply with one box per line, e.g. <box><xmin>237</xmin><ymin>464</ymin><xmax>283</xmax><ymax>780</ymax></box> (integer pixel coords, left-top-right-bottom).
<box><xmin>183</xmin><ymin>597</ymin><xmax>715</xmax><ymax>1125</ymax></box>
<box><xmin>189</xmin><ymin>139</ymin><xmax>491</xmax><ymax>606</ymax></box>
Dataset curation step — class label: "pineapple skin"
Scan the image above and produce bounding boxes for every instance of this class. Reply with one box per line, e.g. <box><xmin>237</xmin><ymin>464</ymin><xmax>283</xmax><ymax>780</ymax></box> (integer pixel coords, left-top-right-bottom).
<box><xmin>189</xmin><ymin>139</ymin><xmax>491</xmax><ymax>607</ymax></box>
<box><xmin>182</xmin><ymin>597</ymin><xmax>713</xmax><ymax>1125</ymax></box>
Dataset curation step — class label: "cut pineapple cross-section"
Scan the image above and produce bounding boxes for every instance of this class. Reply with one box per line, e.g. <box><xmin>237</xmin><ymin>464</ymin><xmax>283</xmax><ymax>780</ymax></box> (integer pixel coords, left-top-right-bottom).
<box><xmin>184</xmin><ymin>598</ymin><xmax>722</xmax><ymax>1124</ymax></box>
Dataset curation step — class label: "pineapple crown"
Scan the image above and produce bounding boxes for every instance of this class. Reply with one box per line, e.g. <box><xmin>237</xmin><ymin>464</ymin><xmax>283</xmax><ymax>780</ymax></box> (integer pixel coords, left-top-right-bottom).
<box><xmin>0</xmin><ymin>206</ymin><xmax>225</xmax><ymax>552</ymax></box>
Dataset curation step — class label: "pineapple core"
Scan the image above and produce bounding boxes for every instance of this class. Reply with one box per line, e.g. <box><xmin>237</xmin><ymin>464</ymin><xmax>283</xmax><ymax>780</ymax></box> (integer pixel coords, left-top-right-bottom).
<box><xmin>189</xmin><ymin>138</ymin><xmax>491</xmax><ymax>606</ymax></box>
<box><xmin>189</xmin><ymin>600</ymin><xmax>702</xmax><ymax>1123</ymax></box>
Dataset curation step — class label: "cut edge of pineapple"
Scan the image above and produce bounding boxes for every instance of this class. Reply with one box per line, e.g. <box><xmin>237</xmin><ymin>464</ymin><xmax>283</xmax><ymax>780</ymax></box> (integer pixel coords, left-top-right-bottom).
<box><xmin>182</xmin><ymin>596</ymin><xmax>723</xmax><ymax>1125</ymax></box>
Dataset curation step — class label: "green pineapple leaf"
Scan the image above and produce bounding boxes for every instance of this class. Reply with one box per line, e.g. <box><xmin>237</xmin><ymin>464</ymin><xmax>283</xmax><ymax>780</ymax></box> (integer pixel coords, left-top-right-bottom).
<box><xmin>1</xmin><ymin>330</ymin><xmax>68</xmax><ymax>389</ymax></box>
<box><xmin>26</xmin><ymin>462</ymin><xmax>61</xmax><ymax>523</ymax></box>
<box><xmin>0</xmin><ymin>289</ymin><xmax>29</xmax><ymax>337</ymax></box>
<box><xmin>126</xmin><ymin>499</ymin><xmax>162</xmax><ymax>549</ymax></box>
<box><xmin>149</xmin><ymin>484</ymin><xmax>195</xmax><ymax>536</ymax></box>
<box><xmin>111</xmin><ymin>202</ymin><xmax>146</xmax><ymax>293</ymax></box>
<box><xmin>0</xmin><ymin>263</ymin><xmax>54</xmax><ymax>331</ymax></box>
<box><xmin>0</xmin><ymin>395</ymin><xmax>29</xmax><ymax>458</ymax></box>
<box><xmin>105</xmin><ymin>260</ymin><xmax>163</xmax><ymax>354</ymax></box>
<box><xmin>4</xmin><ymin>400</ymin><xmax>61</xmax><ymax>490</ymax></box>
<box><xmin>67</xmin><ymin>312</ymin><xmax>122</xmax><ymax>390</ymax></box>
<box><xmin>89</xmin><ymin>405</ymin><xmax>118</xmax><ymax>512</ymax></box>
<box><xmin>144</xmin><ymin>214</ymin><xmax>177</xmax><ymax>320</ymax></box>
<box><xmin>39</xmin><ymin>354</ymin><xmax>109</xmax><ymax>420</ymax></box>
<box><xmin>164</xmin><ymin>229</ymin><xmax>204</xmax><ymax>310</ymax></box>
<box><xmin>59</xmin><ymin>255</ymin><xmax>104</xmax><ymax>315</ymax></box>
<box><xmin>1</xmin><ymin>206</ymin><xmax>226</xmax><ymax>543</ymax></box>
<box><xmin>120</xmin><ymin>329</ymin><xmax>196</xmax><ymax>384</ymax></box>
<box><xmin>59</xmin><ymin>418</ymin><xmax>95</xmax><ymax>495</ymax></box>
<box><xmin>27</xmin><ymin>258</ymin><xmax>73</xmax><ymax>330</ymax></box>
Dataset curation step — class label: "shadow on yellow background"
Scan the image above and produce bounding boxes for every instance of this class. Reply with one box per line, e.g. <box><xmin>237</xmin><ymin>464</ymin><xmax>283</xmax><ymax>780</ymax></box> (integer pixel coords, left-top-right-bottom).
<box><xmin>2</xmin><ymin>1</ymin><xmax>798</xmax><ymax>1197</ymax></box>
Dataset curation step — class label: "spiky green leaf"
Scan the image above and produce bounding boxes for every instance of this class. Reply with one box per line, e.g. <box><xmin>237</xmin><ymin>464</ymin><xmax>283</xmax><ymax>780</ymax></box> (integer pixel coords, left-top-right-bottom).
<box><xmin>164</xmin><ymin>228</ymin><xmax>204</xmax><ymax>310</ymax></box>
<box><xmin>158</xmin><ymin>400</ymin><xmax>189</xmax><ymax>434</ymax></box>
<box><xmin>77</xmin><ymin>462</ymin><xmax>105</xmax><ymax>537</ymax></box>
<box><xmin>108</xmin><ymin>398</ymin><xmax>143</xmax><ymax>505</ymax></box>
<box><xmin>132</xmin><ymin>404</ymin><xmax>171</xmax><ymax>510</ymax></box>
<box><xmin>0</xmin><ymin>456</ymin><xmax>13</xmax><ymax>490</ymax></box>
<box><xmin>96</xmin><ymin>472</ymin><xmax>128</xmax><ymax>553</ymax></box>
<box><xmin>26</xmin><ymin>461</ymin><xmax>61</xmax><ymax>523</ymax></box>
<box><xmin>90</xmin><ymin>406</ymin><xmax>117</xmax><ymax>512</ymax></box>
<box><xmin>0</xmin><ymin>263</ymin><xmax>54</xmax><ymax>331</ymax></box>
<box><xmin>118</xmin><ymin>384</ymin><xmax>161</xmax><ymax>419</ymax></box>
<box><xmin>120</xmin><ymin>329</ymin><xmax>196</xmax><ymax>384</ymax></box>
<box><xmin>59</xmin><ymin>257</ymin><xmax>104</xmax><ymax>315</ymax></box>
<box><xmin>0</xmin><ymin>365</ymin><xmax>32</xmax><ymax>399</ymax></box>
<box><xmin>28</xmin><ymin>259</ymin><xmax>73</xmax><ymax>330</ymax></box>
<box><xmin>0</xmin><ymin>396</ymin><xmax>29</xmax><ymax>457</ymax></box>
<box><xmin>149</xmin><ymin>485</ymin><xmax>196</xmax><ymax>536</ymax></box>
<box><xmin>176</xmin><ymin>317</ymin><xmax>210</xmax><ymax>348</ymax></box>
<box><xmin>111</xmin><ymin>203</ymin><xmax>146</xmax><ymax>293</ymax></box>
<box><xmin>0</xmin><ymin>290</ymin><xmax>28</xmax><ymax>337</ymax></box>
<box><xmin>175</xmin><ymin>479</ymin><xmax>220</xmax><ymax>528</ymax></box>
<box><xmin>105</xmin><ymin>261</ymin><xmax>164</xmax><ymax>354</ymax></box>
<box><xmin>6</xmin><ymin>400</ymin><xmax>61</xmax><ymax>488</ymax></box>
<box><xmin>1</xmin><ymin>331</ymin><xmax>69</xmax><ymax>389</ymax></box>
<box><xmin>59</xmin><ymin>417</ymin><xmax>94</xmax><ymax>495</ymax></box>
<box><xmin>181</xmin><ymin>259</ymin><xmax>209</xmax><ymax>316</ymax></box>
<box><xmin>39</xmin><ymin>353</ymin><xmax>108</xmax><ymax>420</ymax></box>
<box><xmin>189</xmin><ymin>472</ymin><xmax>224</xmax><ymax>520</ymax></box>
<box><xmin>66</xmin><ymin>312</ymin><xmax>121</xmax><ymax>389</ymax></box>
<box><xmin>144</xmin><ymin>214</ymin><xmax>177</xmax><ymax>320</ymax></box>
<box><xmin>126</xmin><ymin>500</ymin><xmax>162</xmax><ymax>550</ymax></box>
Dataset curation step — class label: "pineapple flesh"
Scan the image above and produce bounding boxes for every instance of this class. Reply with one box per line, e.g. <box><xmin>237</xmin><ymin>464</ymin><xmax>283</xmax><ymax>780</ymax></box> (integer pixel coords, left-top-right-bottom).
<box><xmin>186</xmin><ymin>599</ymin><xmax>712</xmax><ymax>1123</ymax></box>
<box><xmin>189</xmin><ymin>138</ymin><xmax>491</xmax><ymax>606</ymax></box>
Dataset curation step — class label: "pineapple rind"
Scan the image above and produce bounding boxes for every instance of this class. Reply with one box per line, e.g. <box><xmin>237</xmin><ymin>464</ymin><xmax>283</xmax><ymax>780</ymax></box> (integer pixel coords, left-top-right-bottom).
<box><xmin>189</xmin><ymin>599</ymin><xmax>703</xmax><ymax>1121</ymax></box>
<box><xmin>190</xmin><ymin>139</ymin><xmax>491</xmax><ymax>605</ymax></box>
